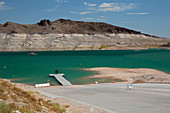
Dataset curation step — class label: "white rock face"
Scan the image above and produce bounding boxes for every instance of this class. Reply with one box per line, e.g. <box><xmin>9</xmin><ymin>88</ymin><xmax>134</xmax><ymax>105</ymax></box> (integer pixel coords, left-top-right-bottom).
<box><xmin>0</xmin><ymin>33</ymin><xmax>169</xmax><ymax>51</ymax></box>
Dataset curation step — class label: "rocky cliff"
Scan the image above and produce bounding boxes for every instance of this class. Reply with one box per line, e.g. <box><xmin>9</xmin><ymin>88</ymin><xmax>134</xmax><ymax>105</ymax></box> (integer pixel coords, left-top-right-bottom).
<box><xmin>0</xmin><ymin>33</ymin><xmax>169</xmax><ymax>51</ymax></box>
<box><xmin>0</xmin><ymin>19</ymin><xmax>169</xmax><ymax>51</ymax></box>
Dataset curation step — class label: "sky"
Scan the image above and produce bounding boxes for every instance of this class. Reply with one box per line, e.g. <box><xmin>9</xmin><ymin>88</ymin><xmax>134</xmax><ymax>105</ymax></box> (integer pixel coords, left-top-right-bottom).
<box><xmin>0</xmin><ymin>0</ymin><xmax>170</xmax><ymax>38</ymax></box>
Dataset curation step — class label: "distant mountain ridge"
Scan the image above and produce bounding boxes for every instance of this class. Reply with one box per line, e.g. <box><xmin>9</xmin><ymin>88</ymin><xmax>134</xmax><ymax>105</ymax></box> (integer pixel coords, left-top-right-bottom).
<box><xmin>0</xmin><ymin>19</ymin><xmax>169</xmax><ymax>51</ymax></box>
<box><xmin>0</xmin><ymin>19</ymin><xmax>156</xmax><ymax>37</ymax></box>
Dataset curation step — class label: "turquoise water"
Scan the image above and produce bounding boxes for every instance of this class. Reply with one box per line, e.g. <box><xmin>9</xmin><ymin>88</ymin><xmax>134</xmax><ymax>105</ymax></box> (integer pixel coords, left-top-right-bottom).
<box><xmin>0</xmin><ymin>49</ymin><xmax>170</xmax><ymax>85</ymax></box>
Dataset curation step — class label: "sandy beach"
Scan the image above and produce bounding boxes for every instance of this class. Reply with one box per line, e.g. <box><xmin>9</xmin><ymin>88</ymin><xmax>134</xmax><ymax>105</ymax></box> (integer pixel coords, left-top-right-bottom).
<box><xmin>84</xmin><ymin>67</ymin><xmax>170</xmax><ymax>83</ymax></box>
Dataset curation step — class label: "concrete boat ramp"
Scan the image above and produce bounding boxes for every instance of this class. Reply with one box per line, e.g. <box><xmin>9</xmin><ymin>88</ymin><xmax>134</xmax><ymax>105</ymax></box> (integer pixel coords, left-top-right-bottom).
<box><xmin>49</xmin><ymin>74</ymin><xmax>72</xmax><ymax>86</ymax></box>
<box><xmin>36</xmin><ymin>83</ymin><xmax>170</xmax><ymax>113</ymax></box>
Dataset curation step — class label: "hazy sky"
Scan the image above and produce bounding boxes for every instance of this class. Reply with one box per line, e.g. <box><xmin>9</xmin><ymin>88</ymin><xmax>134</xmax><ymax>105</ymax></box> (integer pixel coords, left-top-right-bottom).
<box><xmin>0</xmin><ymin>0</ymin><xmax>170</xmax><ymax>38</ymax></box>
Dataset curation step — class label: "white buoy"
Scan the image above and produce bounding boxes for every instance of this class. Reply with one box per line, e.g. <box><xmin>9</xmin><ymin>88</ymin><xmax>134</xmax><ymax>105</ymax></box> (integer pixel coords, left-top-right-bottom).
<box><xmin>94</xmin><ymin>81</ymin><xmax>98</xmax><ymax>84</ymax></box>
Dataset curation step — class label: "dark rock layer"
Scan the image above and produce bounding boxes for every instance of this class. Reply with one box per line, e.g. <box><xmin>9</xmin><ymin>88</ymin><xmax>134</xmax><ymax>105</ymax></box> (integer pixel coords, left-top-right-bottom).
<box><xmin>161</xmin><ymin>42</ymin><xmax>170</xmax><ymax>47</ymax></box>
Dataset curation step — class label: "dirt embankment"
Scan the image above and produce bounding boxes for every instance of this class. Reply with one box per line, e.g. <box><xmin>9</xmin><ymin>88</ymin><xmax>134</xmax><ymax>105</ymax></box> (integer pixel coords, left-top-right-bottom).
<box><xmin>85</xmin><ymin>67</ymin><xmax>170</xmax><ymax>83</ymax></box>
<box><xmin>1</xmin><ymin>79</ymin><xmax>107</xmax><ymax>113</ymax></box>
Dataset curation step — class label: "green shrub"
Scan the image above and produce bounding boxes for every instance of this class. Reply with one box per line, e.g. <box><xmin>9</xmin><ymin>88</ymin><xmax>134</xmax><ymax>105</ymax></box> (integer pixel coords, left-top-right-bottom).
<box><xmin>63</xmin><ymin>105</ymin><xmax>70</xmax><ymax>108</ymax></box>
<box><xmin>0</xmin><ymin>87</ymin><xmax>4</xmax><ymax>92</ymax></box>
<box><xmin>0</xmin><ymin>101</ymin><xmax>13</xmax><ymax>113</ymax></box>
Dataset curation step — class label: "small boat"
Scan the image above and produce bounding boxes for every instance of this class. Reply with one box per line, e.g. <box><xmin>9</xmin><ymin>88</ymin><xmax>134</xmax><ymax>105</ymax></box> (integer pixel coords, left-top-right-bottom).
<box><xmin>28</xmin><ymin>52</ymin><xmax>37</xmax><ymax>55</ymax></box>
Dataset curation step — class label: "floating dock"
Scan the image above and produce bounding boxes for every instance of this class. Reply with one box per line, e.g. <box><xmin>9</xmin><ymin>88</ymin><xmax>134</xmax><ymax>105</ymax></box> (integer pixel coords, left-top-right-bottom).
<box><xmin>49</xmin><ymin>74</ymin><xmax>72</xmax><ymax>86</ymax></box>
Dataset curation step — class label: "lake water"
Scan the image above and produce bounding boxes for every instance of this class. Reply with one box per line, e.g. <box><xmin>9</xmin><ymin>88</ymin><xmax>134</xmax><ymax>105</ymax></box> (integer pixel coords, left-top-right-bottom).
<box><xmin>0</xmin><ymin>49</ymin><xmax>170</xmax><ymax>85</ymax></box>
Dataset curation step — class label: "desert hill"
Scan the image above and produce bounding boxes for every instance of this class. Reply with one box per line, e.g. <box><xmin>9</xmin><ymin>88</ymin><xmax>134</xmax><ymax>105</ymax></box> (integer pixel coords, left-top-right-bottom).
<box><xmin>0</xmin><ymin>19</ymin><xmax>152</xmax><ymax>36</ymax></box>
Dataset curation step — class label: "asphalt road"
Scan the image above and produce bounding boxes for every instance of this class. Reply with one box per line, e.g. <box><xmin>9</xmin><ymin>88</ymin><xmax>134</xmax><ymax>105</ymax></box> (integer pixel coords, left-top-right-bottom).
<box><xmin>35</xmin><ymin>83</ymin><xmax>170</xmax><ymax>113</ymax></box>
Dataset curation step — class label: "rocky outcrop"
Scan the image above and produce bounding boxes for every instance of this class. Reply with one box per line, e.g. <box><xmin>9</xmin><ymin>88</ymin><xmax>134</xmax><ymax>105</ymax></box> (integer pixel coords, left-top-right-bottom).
<box><xmin>37</xmin><ymin>19</ymin><xmax>52</xmax><ymax>26</ymax></box>
<box><xmin>0</xmin><ymin>33</ymin><xmax>169</xmax><ymax>51</ymax></box>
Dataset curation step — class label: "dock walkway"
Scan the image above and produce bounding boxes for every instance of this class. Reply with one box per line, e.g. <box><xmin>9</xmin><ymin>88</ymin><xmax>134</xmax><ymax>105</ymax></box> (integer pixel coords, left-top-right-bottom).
<box><xmin>49</xmin><ymin>74</ymin><xmax>72</xmax><ymax>86</ymax></box>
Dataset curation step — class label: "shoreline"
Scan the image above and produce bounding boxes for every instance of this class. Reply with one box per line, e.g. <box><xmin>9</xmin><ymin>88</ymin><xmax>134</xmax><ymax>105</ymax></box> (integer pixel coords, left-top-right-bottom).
<box><xmin>84</xmin><ymin>67</ymin><xmax>170</xmax><ymax>83</ymax></box>
<box><xmin>2</xmin><ymin>66</ymin><xmax>170</xmax><ymax>112</ymax></box>
<box><xmin>0</xmin><ymin>47</ymin><xmax>169</xmax><ymax>52</ymax></box>
<box><xmin>4</xmin><ymin>66</ymin><xmax>170</xmax><ymax>86</ymax></box>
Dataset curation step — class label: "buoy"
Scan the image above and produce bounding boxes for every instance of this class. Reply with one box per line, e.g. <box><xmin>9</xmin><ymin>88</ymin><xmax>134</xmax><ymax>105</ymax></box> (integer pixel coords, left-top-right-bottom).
<box><xmin>94</xmin><ymin>81</ymin><xmax>98</xmax><ymax>84</ymax></box>
<box><xmin>55</xmin><ymin>66</ymin><xmax>58</xmax><ymax>74</ymax></box>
